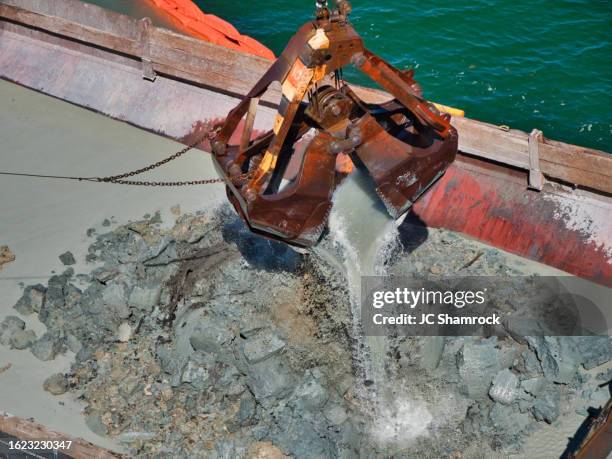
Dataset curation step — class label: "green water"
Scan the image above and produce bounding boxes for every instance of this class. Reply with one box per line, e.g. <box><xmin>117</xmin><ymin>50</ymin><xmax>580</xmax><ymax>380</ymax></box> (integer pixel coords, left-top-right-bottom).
<box><xmin>91</xmin><ymin>1</ymin><xmax>612</xmax><ymax>152</ymax></box>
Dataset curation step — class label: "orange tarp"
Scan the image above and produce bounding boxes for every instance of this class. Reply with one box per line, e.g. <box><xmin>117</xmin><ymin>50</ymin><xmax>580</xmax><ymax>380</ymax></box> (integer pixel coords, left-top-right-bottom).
<box><xmin>145</xmin><ymin>0</ymin><xmax>275</xmax><ymax>60</ymax></box>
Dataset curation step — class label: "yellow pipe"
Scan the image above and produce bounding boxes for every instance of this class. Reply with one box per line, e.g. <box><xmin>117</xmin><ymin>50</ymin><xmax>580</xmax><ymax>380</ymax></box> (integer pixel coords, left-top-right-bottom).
<box><xmin>433</xmin><ymin>102</ymin><xmax>465</xmax><ymax>118</ymax></box>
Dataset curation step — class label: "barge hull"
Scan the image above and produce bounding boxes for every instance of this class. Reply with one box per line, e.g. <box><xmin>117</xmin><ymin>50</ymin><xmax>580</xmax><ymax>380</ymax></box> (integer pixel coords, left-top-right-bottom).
<box><xmin>1</xmin><ymin>0</ymin><xmax>610</xmax><ymax>286</ymax></box>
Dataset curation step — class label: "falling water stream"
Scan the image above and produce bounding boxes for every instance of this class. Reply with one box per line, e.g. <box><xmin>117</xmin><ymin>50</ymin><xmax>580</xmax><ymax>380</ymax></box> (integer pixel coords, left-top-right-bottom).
<box><xmin>316</xmin><ymin>170</ymin><xmax>402</xmax><ymax>400</ymax></box>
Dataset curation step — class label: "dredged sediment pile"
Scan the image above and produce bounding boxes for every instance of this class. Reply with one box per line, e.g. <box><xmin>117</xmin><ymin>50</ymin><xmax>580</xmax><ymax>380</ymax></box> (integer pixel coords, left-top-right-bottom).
<box><xmin>2</xmin><ymin>204</ymin><xmax>610</xmax><ymax>458</ymax></box>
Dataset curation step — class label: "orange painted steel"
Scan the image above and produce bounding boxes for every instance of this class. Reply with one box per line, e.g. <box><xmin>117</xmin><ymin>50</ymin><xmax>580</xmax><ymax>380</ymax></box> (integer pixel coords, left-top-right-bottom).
<box><xmin>144</xmin><ymin>0</ymin><xmax>275</xmax><ymax>60</ymax></box>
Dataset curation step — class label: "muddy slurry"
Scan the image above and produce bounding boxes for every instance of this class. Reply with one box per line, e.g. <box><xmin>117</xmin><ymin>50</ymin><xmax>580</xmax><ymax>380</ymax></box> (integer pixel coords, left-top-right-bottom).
<box><xmin>5</xmin><ymin>202</ymin><xmax>611</xmax><ymax>458</ymax></box>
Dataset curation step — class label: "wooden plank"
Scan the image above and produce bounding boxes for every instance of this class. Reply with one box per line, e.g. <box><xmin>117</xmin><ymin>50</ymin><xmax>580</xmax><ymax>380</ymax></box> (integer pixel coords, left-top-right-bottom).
<box><xmin>0</xmin><ymin>4</ymin><xmax>140</xmax><ymax>56</ymax></box>
<box><xmin>1</xmin><ymin>0</ymin><xmax>139</xmax><ymax>39</ymax></box>
<box><xmin>0</xmin><ymin>412</ymin><xmax>120</xmax><ymax>459</ymax></box>
<box><xmin>1</xmin><ymin>0</ymin><xmax>610</xmax><ymax>193</ymax></box>
<box><xmin>540</xmin><ymin>139</ymin><xmax>612</xmax><ymax>193</ymax></box>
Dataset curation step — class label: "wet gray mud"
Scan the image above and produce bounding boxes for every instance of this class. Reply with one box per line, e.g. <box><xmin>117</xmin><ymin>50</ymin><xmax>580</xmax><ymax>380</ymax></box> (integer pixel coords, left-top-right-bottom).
<box><xmin>4</xmin><ymin>191</ymin><xmax>611</xmax><ymax>458</ymax></box>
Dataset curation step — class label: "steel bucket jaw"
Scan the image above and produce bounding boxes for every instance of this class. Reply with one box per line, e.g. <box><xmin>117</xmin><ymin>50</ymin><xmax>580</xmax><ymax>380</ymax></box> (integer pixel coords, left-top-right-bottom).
<box><xmin>211</xmin><ymin>5</ymin><xmax>458</xmax><ymax>247</ymax></box>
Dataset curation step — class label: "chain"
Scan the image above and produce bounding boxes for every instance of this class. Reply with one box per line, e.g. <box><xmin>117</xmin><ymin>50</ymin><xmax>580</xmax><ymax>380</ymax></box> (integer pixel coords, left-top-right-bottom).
<box><xmin>0</xmin><ymin>129</ymin><xmax>257</xmax><ymax>187</ymax></box>
<box><xmin>95</xmin><ymin>130</ymin><xmax>224</xmax><ymax>186</ymax></box>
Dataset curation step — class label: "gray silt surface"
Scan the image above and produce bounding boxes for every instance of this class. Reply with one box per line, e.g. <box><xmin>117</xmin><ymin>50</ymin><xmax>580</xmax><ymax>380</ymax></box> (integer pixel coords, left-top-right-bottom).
<box><xmin>0</xmin><ymin>79</ymin><xmax>224</xmax><ymax>452</ymax></box>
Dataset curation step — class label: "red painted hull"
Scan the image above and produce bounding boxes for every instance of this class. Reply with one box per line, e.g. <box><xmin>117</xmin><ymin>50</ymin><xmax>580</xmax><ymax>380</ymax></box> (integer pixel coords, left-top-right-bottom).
<box><xmin>414</xmin><ymin>155</ymin><xmax>612</xmax><ymax>286</ymax></box>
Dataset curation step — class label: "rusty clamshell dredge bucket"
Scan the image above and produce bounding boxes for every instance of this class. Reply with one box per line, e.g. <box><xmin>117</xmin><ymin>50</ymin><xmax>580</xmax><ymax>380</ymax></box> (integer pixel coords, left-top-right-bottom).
<box><xmin>211</xmin><ymin>0</ymin><xmax>458</xmax><ymax>246</ymax></box>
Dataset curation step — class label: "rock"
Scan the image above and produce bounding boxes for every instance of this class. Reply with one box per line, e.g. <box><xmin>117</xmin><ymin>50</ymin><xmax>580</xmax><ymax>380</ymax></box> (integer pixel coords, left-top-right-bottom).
<box><xmin>0</xmin><ymin>315</ymin><xmax>26</xmax><ymax>345</ymax></box>
<box><xmin>59</xmin><ymin>251</ymin><xmax>76</xmax><ymax>266</ymax></box>
<box><xmin>420</xmin><ymin>336</ymin><xmax>445</xmax><ymax>371</ymax></box>
<box><xmin>66</xmin><ymin>333</ymin><xmax>82</xmax><ymax>354</ymax></box>
<box><xmin>0</xmin><ymin>245</ymin><xmax>15</xmax><ymax>270</ymax></box>
<box><xmin>457</xmin><ymin>338</ymin><xmax>503</xmax><ymax>399</ymax></box>
<box><xmin>14</xmin><ymin>284</ymin><xmax>46</xmax><ymax>315</ymax></box>
<box><xmin>489</xmin><ymin>403</ymin><xmax>531</xmax><ymax>438</ymax></box>
<box><xmin>236</xmin><ymin>393</ymin><xmax>256</xmax><ymax>426</ymax></box>
<box><xmin>10</xmin><ymin>329</ymin><xmax>36</xmax><ymax>350</ymax></box>
<box><xmin>128</xmin><ymin>284</ymin><xmax>161</xmax><ymax>311</ymax></box>
<box><xmin>574</xmin><ymin>337</ymin><xmax>612</xmax><ymax>370</ymax></box>
<box><xmin>102</xmin><ymin>218</ymin><xmax>111</xmax><ymax>227</ymax></box>
<box><xmin>521</xmin><ymin>377</ymin><xmax>546</xmax><ymax>397</ymax></box>
<box><xmin>189</xmin><ymin>322</ymin><xmax>231</xmax><ymax>355</ymax></box>
<box><xmin>532</xmin><ymin>385</ymin><xmax>560</xmax><ymax>423</ymax></box>
<box><xmin>1</xmin><ymin>315</ymin><xmax>25</xmax><ymax>331</ymax></box>
<box><xmin>590</xmin><ymin>387</ymin><xmax>609</xmax><ymax>406</ymax></box>
<box><xmin>101</xmin><ymin>283</ymin><xmax>129</xmax><ymax>319</ymax></box>
<box><xmin>246</xmin><ymin>357</ymin><xmax>295</xmax><ymax>405</ymax></box>
<box><xmin>596</xmin><ymin>367</ymin><xmax>612</xmax><ymax>382</ymax></box>
<box><xmin>170</xmin><ymin>205</ymin><xmax>181</xmax><ymax>216</ymax></box>
<box><xmin>247</xmin><ymin>442</ymin><xmax>289</xmax><ymax>459</ymax></box>
<box><xmin>43</xmin><ymin>373</ymin><xmax>68</xmax><ymax>395</ymax></box>
<box><xmin>526</xmin><ymin>336</ymin><xmax>580</xmax><ymax>383</ymax></box>
<box><xmin>290</xmin><ymin>375</ymin><xmax>329</xmax><ymax>411</ymax></box>
<box><xmin>117</xmin><ymin>323</ymin><xmax>132</xmax><ymax>342</ymax></box>
<box><xmin>180</xmin><ymin>360</ymin><xmax>211</xmax><ymax>389</ymax></box>
<box><xmin>324</xmin><ymin>404</ymin><xmax>348</xmax><ymax>425</ymax></box>
<box><xmin>489</xmin><ymin>369</ymin><xmax>519</xmax><ymax>405</ymax></box>
<box><xmin>243</xmin><ymin>330</ymin><xmax>286</xmax><ymax>364</ymax></box>
<box><xmin>31</xmin><ymin>333</ymin><xmax>61</xmax><ymax>361</ymax></box>
<box><xmin>85</xmin><ymin>411</ymin><xmax>108</xmax><ymax>436</ymax></box>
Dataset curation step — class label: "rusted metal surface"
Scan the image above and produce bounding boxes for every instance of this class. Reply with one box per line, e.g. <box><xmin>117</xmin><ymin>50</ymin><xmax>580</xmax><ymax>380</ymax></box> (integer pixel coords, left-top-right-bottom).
<box><xmin>210</xmin><ymin>1</ymin><xmax>457</xmax><ymax>245</ymax></box>
<box><xmin>564</xmin><ymin>398</ymin><xmax>612</xmax><ymax>459</ymax></box>
<box><xmin>0</xmin><ymin>412</ymin><xmax>120</xmax><ymax>458</ymax></box>
<box><xmin>0</xmin><ymin>0</ymin><xmax>610</xmax><ymax>284</ymax></box>
<box><xmin>413</xmin><ymin>154</ymin><xmax>612</xmax><ymax>286</ymax></box>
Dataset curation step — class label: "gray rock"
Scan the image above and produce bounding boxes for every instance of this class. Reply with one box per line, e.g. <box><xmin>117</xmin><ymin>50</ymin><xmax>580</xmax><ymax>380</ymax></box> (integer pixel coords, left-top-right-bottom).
<box><xmin>243</xmin><ymin>330</ymin><xmax>286</xmax><ymax>364</ymax></box>
<box><xmin>489</xmin><ymin>369</ymin><xmax>519</xmax><ymax>405</ymax></box>
<box><xmin>596</xmin><ymin>367</ymin><xmax>612</xmax><ymax>382</ymax></box>
<box><xmin>520</xmin><ymin>350</ymin><xmax>542</xmax><ymax>377</ymax></box>
<box><xmin>590</xmin><ymin>387</ymin><xmax>609</xmax><ymax>406</ymax></box>
<box><xmin>14</xmin><ymin>284</ymin><xmax>46</xmax><ymax>315</ymax></box>
<box><xmin>31</xmin><ymin>333</ymin><xmax>61</xmax><ymax>361</ymax></box>
<box><xmin>532</xmin><ymin>385</ymin><xmax>560</xmax><ymax>423</ymax></box>
<box><xmin>0</xmin><ymin>315</ymin><xmax>26</xmax><ymax>345</ymax></box>
<box><xmin>180</xmin><ymin>360</ymin><xmax>211</xmax><ymax>389</ymax></box>
<box><xmin>43</xmin><ymin>373</ymin><xmax>68</xmax><ymax>395</ymax></box>
<box><xmin>489</xmin><ymin>403</ymin><xmax>531</xmax><ymax>437</ymax></box>
<box><xmin>59</xmin><ymin>251</ymin><xmax>76</xmax><ymax>266</ymax></box>
<box><xmin>66</xmin><ymin>333</ymin><xmax>82</xmax><ymax>354</ymax></box>
<box><xmin>324</xmin><ymin>403</ymin><xmax>348</xmax><ymax>425</ymax></box>
<box><xmin>1</xmin><ymin>315</ymin><xmax>25</xmax><ymax>331</ymax></box>
<box><xmin>290</xmin><ymin>375</ymin><xmax>329</xmax><ymax>411</ymax></box>
<box><xmin>526</xmin><ymin>336</ymin><xmax>580</xmax><ymax>383</ymax></box>
<box><xmin>10</xmin><ymin>329</ymin><xmax>36</xmax><ymax>350</ymax></box>
<box><xmin>246</xmin><ymin>357</ymin><xmax>295</xmax><ymax>405</ymax></box>
<box><xmin>128</xmin><ymin>284</ymin><xmax>161</xmax><ymax>311</ymax></box>
<box><xmin>521</xmin><ymin>377</ymin><xmax>546</xmax><ymax>397</ymax></box>
<box><xmin>102</xmin><ymin>218</ymin><xmax>111</xmax><ymax>227</ymax></box>
<box><xmin>457</xmin><ymin>338</ymin><xmax>503</xmax><ymax>399</ymax></box>
<box><xmin>236</xmin><ymin>393</ymin><xmax>256</xmax><ymax>426</ymax></box>
<box><xmin>85</xmin><ymin>411</ymin><xmax>108</xmax><ymax>436</ymax></box>
<box><xmin>189</xmin><ymin>322</ymin><xmax>231</xmax><ymax>355</ymax></box>
<box><xmin>420</xmin><ymin>336</ymin><xmax>445</xmax><ymax>371</ymax></box>
<box><xmin>574</xmin><ymin>337</ymin><xmax>612</xmax><ymax>370</ymax></box>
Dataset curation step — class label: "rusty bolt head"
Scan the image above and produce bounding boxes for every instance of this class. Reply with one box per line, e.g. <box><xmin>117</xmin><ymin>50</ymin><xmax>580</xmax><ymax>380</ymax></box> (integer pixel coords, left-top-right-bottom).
<box><xmin>228</xmin><ymin>163</ymin><xmax>242</xmax><ymax>177</ymax></box>
<box><xmin>244</xmin><ymin>187</ymin><xmax>257</xmax><ymax>202</ymax></box>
